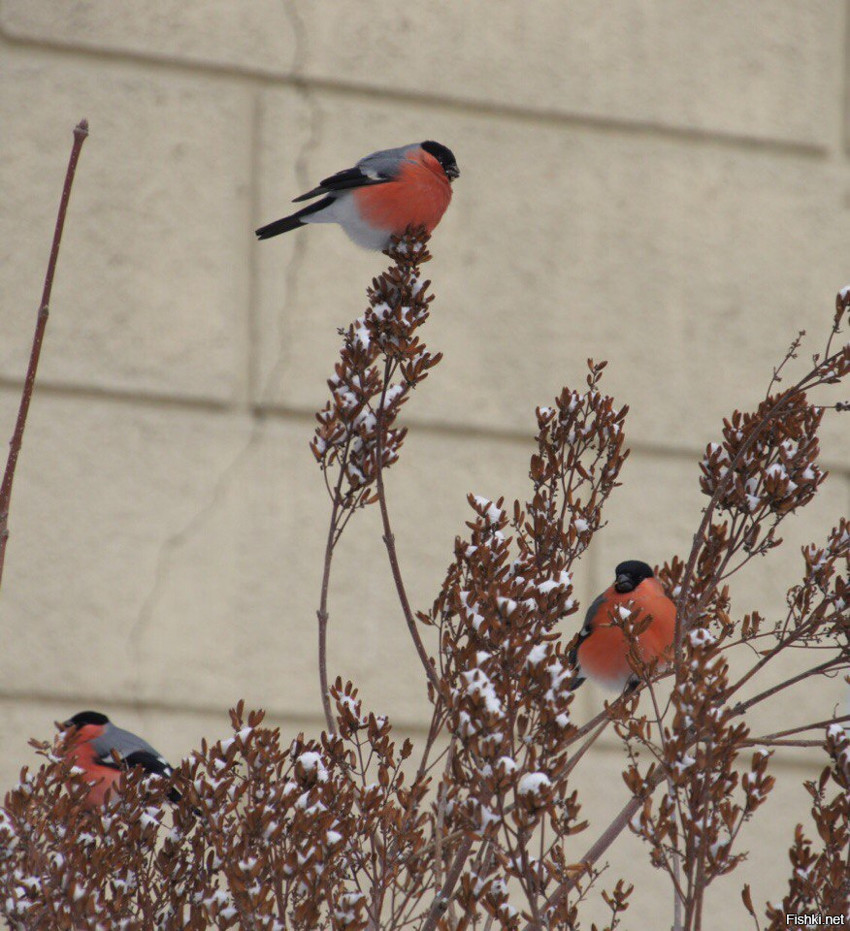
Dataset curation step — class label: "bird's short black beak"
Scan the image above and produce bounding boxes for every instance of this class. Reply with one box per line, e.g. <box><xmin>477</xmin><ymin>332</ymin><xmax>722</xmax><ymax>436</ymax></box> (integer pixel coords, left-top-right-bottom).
<box><xmin>614</xmin><ymin>574</ymin><xmax>635</xmax><ymax>594</ymax></box>
<box><xmin>447</xmin><ymin>165</ymin><xmax>460</xmax><ymax>181</ymax></box>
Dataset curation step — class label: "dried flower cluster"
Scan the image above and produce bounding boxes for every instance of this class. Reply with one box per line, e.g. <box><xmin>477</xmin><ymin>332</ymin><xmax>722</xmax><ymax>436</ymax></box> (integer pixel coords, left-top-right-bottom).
<box><xmin>665</xmin><ymin>312</ymin><xmax>849</xmax><ymax>658</ymax></box>
<box><xmin>623</xmin><ymin>624</ymin><xmax>776</xmax><ymax>927</ymax></box>
<box><xmin>411</xmin><ymin>365</ymin><xmax>630</xmax><ymax>926</ymax></box>
<box><xmin>1</xmin><ymin>734</ymin><xmax>183</xmax><ymax>928</ymax></box>
<box><xmin>761</xmin><ymin>723</ymin><xmax>850</xmax><ymax>927</ymax></box>
<box><xmin>1</xmin><ymin>233</ymin><xmax>849</xmax><ymax>930</ymax></box>
<box><xmin>310</xmin><ymin>234</ymin><xmax>440</xmax><ymax>508</ymax></box>
<box><xmin>699</xmin><ymin>395</ymin><xmax>825</xmax><ymax>520</ymax></box>
<box><xmin>313</xmin><ymin>231</ymin><xmax>444</xmax><ymax>733</ymax></box>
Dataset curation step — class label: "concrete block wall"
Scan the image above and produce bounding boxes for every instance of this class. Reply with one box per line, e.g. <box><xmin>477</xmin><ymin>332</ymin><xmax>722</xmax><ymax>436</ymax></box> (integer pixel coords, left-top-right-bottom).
<box><xmin>1</xmin><ymin>3</ymin><xmax>848</xmax><ymax>925</ymax></box>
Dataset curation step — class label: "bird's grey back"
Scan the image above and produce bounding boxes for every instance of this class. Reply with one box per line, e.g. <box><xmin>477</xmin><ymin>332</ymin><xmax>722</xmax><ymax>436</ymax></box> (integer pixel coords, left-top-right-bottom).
<box><xmin>356</xmin><ymin>143</ymin><xmax>420</xmax><ymax>178</ymax></box>
<box><xmin>93</xmin><ymin>723</ymin><xmax>167</xmax><ymax>765</ymax></box>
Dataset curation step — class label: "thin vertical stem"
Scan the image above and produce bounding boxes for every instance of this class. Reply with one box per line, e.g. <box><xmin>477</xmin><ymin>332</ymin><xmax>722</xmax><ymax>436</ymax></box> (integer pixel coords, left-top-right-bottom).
<box><xmin>317</xmin><ymin>495</ymin><xmax>340</xmax><ymax>736</ymax></box>
<box><xmin>0</xmin><ymin>118</ymin><xmax>89</xmax><ymax>589</ymax></box>
<box><xmin>374</xmin><ymin>361</ymin><xmax>440</xmax><ymax>694</ymax></box>
<box><xmin>420</xmin><ymin>836</ymin><xmax>474</xmax><ymax>931</ymax></box>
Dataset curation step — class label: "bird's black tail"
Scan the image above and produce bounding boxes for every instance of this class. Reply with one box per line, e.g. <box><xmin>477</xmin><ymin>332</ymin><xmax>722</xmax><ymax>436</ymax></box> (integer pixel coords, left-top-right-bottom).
<box><xmin>255</xmin><ymin>196</ymin><xmax>334</xmax><ymax>240</ymax></box>
<box><xmin>255</xmin><ymin>214</ymin><xmax>304</xmax><ymax>239</ymax></box>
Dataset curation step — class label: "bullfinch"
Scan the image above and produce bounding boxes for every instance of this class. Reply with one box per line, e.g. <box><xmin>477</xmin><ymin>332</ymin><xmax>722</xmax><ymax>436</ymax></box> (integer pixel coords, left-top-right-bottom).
<box><xmin>63</xmin><ymin>710</ymin><xmax>176</xmax><ymax>809</ymax></box>
<box><xmin>570</xmin><ymin>560</ymin><xmax>677</xmax><ymax>692</ymax></box>
<box><xmin>255</xmin><ymin>140</ymin><xmax>459</xmax><ymax>250</ymax></box>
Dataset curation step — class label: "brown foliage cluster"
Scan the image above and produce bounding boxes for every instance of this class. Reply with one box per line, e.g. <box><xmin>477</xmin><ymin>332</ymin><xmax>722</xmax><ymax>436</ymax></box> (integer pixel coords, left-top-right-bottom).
<box><xmin>1</xmin><ymin>232</ymin><xmax>850</xmax><ymax>930</ymax></box>
<box><xmin>699</xmin><ymin>394</ymin><xmax>825</xmax><ymax>521</ymax></box>
<box><xmin>310</xmin><ymin>236</ymin><xmax>440</xmax><ymax>507</ymax></box>
<box><xmin>1</xmin><ymin>703</ymin><xmax>408</xmax><ymax>929</ymax></box>
<box><xmin>415</xmin><ymin>362</ymin><xmax>630</xmax><ymax>926</ymax></box>
<box><xmin>622</xmin><ymin>624</ymin><xmax>776</xmax><ymax>922</ymax></box>
<box><xmin>762</xmin><ymin>723</ymin><xmax>850</xmax><ymax>925</ymax></box>
<box><xmin>615</xmin><ymin>294</ymin><xmax>850</xmax><ymax>928</ymax></box>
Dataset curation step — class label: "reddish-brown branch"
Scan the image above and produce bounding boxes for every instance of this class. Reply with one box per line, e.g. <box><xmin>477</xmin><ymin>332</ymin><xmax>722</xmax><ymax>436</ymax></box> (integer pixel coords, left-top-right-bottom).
<box><xmin>748</xmin><ymin>714</ymin><xmax>850</xmax><ymax>744</ymax></box>
<box><xmin>563</xmin><ymin>689</ymin><xmax>632</xmax><ymax>748</ymax></box>
<box><xmin>0</xmin><ymin>119</ymin><xmax>88</xmax><ymax>589</ymax></box>
<box><xmin>526</xmin><ymin>792</ymin><xmax>648</xmax><ymax>931</ymax></box>
<box><xmin>561</xmin><ymin>719</ymin><xmax>609</xmax><ymax>780</ymax></box>
<box><xmin>374</xmin><ymin>364</ymin><xmax>440</xmax><ymax>694</ymax></box>
<box><xmin>730</xmin><ymin>657</ymin><xmax>841</xmax><ymax>718</ymax></box>
<box><xmin>420</xmin><ymin>835</ymin><xmax>474</xmax><ymax>931</ymax></box>
<box><xmin>722</xmin><ymin>622</ymin><xmax>813</xmax><ymax>704</ymax></box>
<box><xmin>674</xmin><ymin>343</ymin><xmax>847</xmax><ymax>662</ymax></box>
<box><xmin>317</xmin><ymin>494</ymin><xmax>341</xmax><ymax>736</ymax></box>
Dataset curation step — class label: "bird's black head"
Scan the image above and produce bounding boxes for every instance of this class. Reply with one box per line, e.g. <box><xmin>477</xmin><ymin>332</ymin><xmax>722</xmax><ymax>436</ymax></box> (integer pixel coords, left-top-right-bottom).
<box><xmin>65</xmin><ymin>710</ymin><xmax>110</xmax><ymax>729</ymax></box>
<box><xmin>613</xmin><ymin>560</ymin><xmax>654</xmax><ymax>594</ymax></box>
<box><xmin>422</xmin><ymin>140</ymin><xmax>459</xmax><ymax>181</ymax></box>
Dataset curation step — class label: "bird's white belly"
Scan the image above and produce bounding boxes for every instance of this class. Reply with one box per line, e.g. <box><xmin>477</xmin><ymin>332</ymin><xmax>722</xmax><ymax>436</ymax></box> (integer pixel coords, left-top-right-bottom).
<box><xmin>305</xmin><ymin>192</ymin><xmax>393</xmax><ymax>250</ymax></box>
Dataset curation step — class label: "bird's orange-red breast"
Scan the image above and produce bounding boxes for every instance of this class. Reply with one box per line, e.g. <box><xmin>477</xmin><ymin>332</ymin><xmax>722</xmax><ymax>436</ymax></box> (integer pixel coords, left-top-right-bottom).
<box><xmin>353</xmin><ymin>146</ymin><xmax>453</xmax><ymax>235</ymax></box>
<box><xmin>255</xmin><ymin>140</ymin><xmax>459</xmax><ymax>251</ymax></box>
<box><xmin>570</xmin><ymin>560</ymin><xmax>676</xmax><ymax>691</ymax></box>
<box><xmin>63</xmin><ymin>710</ymin><xmax>174</xmax><ymax>809</ymax></box>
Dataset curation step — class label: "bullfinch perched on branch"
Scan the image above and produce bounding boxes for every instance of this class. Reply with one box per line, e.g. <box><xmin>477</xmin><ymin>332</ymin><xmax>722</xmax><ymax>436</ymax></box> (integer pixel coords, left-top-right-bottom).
<box><xmin>570</xmin><ymin>560</ymin><xmax>677</xmax><ymax>692</ymax></box>
<box><xmin>63</xmin><ymin>711</ymin><xmax>177</xmax><ymax>809</ymax></box>
<box><xmin>255</xmin><ymin>140</ymin><xmax>459</xmax><ymax>250</ymax></box>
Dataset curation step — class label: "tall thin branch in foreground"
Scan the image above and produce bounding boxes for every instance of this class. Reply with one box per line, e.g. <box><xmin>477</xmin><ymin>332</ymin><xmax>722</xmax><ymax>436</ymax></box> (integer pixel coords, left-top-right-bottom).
<box><xmin>0</xmin><ymin>118</ymin><xmax>89</xmax><ymax>590</ymax></box>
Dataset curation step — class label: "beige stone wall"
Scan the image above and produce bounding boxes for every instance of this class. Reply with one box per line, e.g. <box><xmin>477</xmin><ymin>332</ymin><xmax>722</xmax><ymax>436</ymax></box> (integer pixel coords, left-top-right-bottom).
<box><xmin>1</xmin><ymin>2</ymin><xmax>848</xmax><ymax>925</ymax></box>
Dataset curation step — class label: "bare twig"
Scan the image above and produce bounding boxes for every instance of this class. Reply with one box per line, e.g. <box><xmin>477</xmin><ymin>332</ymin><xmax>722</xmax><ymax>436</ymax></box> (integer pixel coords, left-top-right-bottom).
<box><xmin>0</xmin><ymin>118</ymin><xmax>89</xmax><ymax>589</ymax></box>
<box><xmin>317</xmin><ymin>494</ymin><xmax>341</xmax><ymax>736</ymax></box>
<box><xmin>749</xmin><ymin>714</ymin><xmax>850</xmax><ymax>744</ymax></box>
<box><xmin>374</xmin><ymin>363</ymin><xmax>440</xmax><ymax>694</ymax></box>
<box><xmin>420</xmin><ymin>836</ymin><xmax>474</xmax><ymax>931</ymax></box>
<box><xmin>730</xmin><ymin>657</ymin><xmax>841</xmax><ymax>718</ymax></box>
<box><xmin>530</xmin><ymin>792</ymin><xmax>648</xmax><ymax>931</ymax></box>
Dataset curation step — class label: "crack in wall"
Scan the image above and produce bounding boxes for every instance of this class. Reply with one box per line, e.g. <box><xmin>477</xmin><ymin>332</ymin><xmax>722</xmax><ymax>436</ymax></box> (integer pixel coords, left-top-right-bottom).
<box><xmin>127</xmin><ymin>423</ymin><xmax>262</xmax><ymax>700</ymax></box>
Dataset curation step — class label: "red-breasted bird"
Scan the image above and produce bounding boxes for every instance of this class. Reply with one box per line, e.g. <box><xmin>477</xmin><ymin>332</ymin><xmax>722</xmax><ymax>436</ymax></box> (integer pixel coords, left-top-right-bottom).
<box><xmin>569</xmin><ymin>560</ymin><xmax>677</xmax><ymax>691</ymax></box>
<box><xmin>255</xmin><ymin>140</ymin><xmax>459</xmax><ymax>250</ymax></box>
<box><xmin>63</xmin><ymin>710</ymin><xmax>176</xmax><ymax>809</ymax></box>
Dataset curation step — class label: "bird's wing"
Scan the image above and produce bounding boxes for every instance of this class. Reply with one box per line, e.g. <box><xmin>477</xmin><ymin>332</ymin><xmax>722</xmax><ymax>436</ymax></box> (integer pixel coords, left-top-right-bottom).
<box><xmin>568</xmin><ymin>592</ymin><xmax>608</xmax><ymax>666</ymax></box>
<box><xmin>92</xmin><ymin>725</ymin><xmax>169</xmax><ymax>770</ymax></box>
<box><xmin>292</xmin><ymin>144</ymin><xmax>416</xmax><ymax>202</ymax></box>
<box><xmin>122</xmin><ymin>750</ymin><xmax>173</xmax><ymax>777</ymax></box>
<box><xmin>579</xmin><ymin>593</ymin><xmax>608</xmax><ymax>638</ymax></box>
